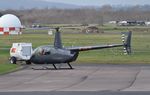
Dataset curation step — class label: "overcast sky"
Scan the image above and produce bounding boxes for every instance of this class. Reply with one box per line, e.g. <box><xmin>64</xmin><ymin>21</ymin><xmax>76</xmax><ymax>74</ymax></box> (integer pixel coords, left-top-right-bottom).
<box><xmin>44</xmin><ymin>0</ymin><xmax>150</xmax><ymax>6</ymax></box>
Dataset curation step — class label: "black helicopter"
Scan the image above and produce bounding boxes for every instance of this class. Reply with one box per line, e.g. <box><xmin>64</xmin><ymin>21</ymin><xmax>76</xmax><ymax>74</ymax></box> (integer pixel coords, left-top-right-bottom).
<box><xmin>29</xmin><ymin>28</ymin><xmax>132</xmax><ymax>69</ymax></box>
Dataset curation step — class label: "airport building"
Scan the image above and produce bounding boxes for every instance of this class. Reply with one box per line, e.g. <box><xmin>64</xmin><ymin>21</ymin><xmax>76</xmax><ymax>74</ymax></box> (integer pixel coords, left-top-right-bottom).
<box><xmin>0</xmin><ymin>14</ymin><xmax>22</xmax><ymax>35</ymax></box>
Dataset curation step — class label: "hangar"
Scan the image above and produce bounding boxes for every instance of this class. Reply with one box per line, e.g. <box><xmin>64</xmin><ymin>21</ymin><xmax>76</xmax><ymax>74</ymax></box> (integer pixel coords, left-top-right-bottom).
<box><xmin>0</xmin><ymin>14</ymin><xmax>22</xmax><ymax>35</ymax></box>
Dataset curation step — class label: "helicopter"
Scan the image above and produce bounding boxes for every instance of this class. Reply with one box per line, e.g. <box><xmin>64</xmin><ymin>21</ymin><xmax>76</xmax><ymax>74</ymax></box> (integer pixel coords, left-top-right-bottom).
<box><xmin>28</xmin><ymin>28</ymin><xmax>132</xmax><ymax>69</ymax></box>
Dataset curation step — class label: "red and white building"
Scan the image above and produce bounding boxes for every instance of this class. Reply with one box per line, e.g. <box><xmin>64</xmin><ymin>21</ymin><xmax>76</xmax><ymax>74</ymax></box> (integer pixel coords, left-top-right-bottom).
<box><xmin>0</xmin><ymin>14</ymin><xmax>22</xmax><ymax>35</ymax></box>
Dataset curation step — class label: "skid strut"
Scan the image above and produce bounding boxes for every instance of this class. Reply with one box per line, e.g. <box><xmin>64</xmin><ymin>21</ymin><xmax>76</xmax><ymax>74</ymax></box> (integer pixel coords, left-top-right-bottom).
<box><xmin>52</xmin><ymin>64</ymin><xmax>57</xmax><ymax>70</ymax></box>
<box><xmin>67</xmin><ymin>63</ymin><xmax>73</xmax><ymax>69</ymax></box>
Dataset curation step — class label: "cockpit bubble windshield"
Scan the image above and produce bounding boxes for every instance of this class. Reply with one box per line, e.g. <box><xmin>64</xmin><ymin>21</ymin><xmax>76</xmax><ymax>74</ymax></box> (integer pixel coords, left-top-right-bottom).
<box><xmin>33</xmin><ymin>45</ymin><xmax>52</xmax><ymax>55</ymax></box>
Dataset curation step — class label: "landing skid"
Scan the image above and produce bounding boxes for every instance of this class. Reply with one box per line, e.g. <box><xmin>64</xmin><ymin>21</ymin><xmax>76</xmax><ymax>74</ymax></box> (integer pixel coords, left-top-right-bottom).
<box><xmin>52</xmin><ymin>63</ymin><xmax>74</xmax><ymax>70</ymax></box>
<box><xmin>32</xmin><ymin>63</ymin><xmax>74</xmax><ymax>70</ymax></box>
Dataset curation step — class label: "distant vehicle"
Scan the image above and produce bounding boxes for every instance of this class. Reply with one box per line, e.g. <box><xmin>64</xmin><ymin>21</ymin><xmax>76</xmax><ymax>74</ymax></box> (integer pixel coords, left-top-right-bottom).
<box><xmin>31</xmin><ymin>24</ymin><xmax>42</xmax><ymax>28</ymax></box>
<box><xmin>118</xmin><ymin>20</ymin><xmax>145</xmax><ymax>26</ymax></box>
<box><xmin>10</xmin><ymin>28</ymin><xmax>132</xmax><ymax>69</ymax></box>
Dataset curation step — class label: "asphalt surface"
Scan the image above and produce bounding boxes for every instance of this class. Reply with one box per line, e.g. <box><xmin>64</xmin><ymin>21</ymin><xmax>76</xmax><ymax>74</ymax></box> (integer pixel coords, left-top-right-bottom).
<box><xmin>1</xmin><ymin>91</ymin><xmax>150</xmax><ymax>95</ymax></box>
<box><xmin>0</xmin><ymin>64</ymin><xmax>150</xmax><ymax>95</ymax></box>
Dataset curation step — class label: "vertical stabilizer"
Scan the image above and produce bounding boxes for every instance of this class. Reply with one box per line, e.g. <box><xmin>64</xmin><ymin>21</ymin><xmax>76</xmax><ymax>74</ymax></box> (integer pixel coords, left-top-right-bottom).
<box><xmin>122</xmin><ymin>31</ymin><xmax>132</xmax><ymax>54</ymax></box>
<box><xmin>54</xmin><ymin>28</ymin><xmax>62</xmax><ymax>49</ymax></box>
<box><xmin>125</xmin><ymin>31</ymin><xmax>132</xmax><ymax>54</ymax></box>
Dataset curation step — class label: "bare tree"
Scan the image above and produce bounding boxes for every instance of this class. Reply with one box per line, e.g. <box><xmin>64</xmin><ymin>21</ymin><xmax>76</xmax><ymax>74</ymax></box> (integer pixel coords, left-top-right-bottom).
<box><xmin>2</xmin><ymin>5</ymin><xmax>150</xmax><ymax>25</ymax></box>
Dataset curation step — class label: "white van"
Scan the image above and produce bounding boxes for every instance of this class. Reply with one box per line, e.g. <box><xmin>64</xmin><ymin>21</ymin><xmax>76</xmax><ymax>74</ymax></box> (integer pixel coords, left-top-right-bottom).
<box><xmin>10</xmin><ymin>43</ymin><xmax>33</xmax><ymax>64</ymax></box>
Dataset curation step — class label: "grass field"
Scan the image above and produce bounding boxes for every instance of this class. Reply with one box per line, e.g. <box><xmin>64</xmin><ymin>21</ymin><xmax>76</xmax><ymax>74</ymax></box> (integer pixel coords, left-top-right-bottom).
<box><xmin>0</xmin><ymin>64</ymin><xmax>19</xmax><ymax>75</ymax></box>
<box><xmin>0</xmin><ymin>27</ymin><xmax>150</xmax><ymax>64</ymax></box>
